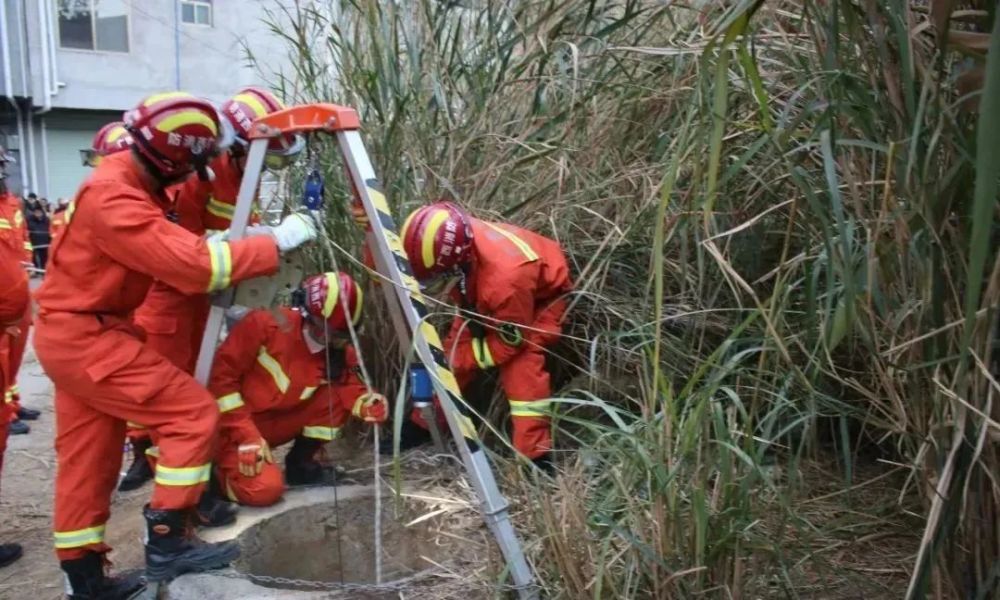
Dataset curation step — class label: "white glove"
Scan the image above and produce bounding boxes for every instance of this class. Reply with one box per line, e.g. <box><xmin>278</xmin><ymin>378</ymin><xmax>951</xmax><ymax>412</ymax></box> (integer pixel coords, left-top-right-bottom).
<box><xmin>270</xmin><ymin>213</ymin><xmax>317</xmax><ymax>252</ymax></box>
<box><xmin>243</xmin><ymin>224</ymin><xmax>275</xmax><ymax>239</ymax></box>
<box><xmin>204</xmin><ymin>229</ymin><xmax>229</xmax><ymax>243</ymax></box>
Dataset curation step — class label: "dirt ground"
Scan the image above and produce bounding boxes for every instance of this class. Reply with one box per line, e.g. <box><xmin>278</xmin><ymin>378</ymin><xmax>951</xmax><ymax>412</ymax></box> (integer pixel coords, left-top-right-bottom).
<box><xmin>0</xmin><ymin>334</ymin><xmax>150</xmax><ymax>599</ymax></box>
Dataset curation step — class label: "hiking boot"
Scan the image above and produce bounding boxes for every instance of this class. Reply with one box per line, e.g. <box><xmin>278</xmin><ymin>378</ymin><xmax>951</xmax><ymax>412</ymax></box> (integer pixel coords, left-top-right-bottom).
<box><xmin>16</xmin><ymin>406</ymin><xmax>40</xmax><ymax>420</ymax></box>
<box><xmin>194</xmin><ymin>476</ymin><xmax>238</xmax><ymax>528</ymax></box>
<box><xmin>61</xmin><ymin>551</ymin><xmax>145</xmax><ymax>599</ymax></box>
<box><xmin>285</xmin><ymin>436</ymin><xmax>340</xmax><ymax>487</ymax></box>
<box><xmin>143</xmin><ymin>504</ymin><xmax>239</xmax><ymax>583</ymax></box>
<box><xmin>0</xmin><ymin>543</ymin><xmax>22</xmax><ymax>569</ymax></box>
<box><xmin>378</xmin><ymin>419</ymin><xmax>432</xmax><ymax>455</ymax></box>
<box><xmin>8</xmin><ymin>419</ymin><xmax>29</xmax><ymax>435</ymax></box>
<box><xmin>118</xmin><ymin>438</ymin><xmax>153</xmax><ymax>492</ymax></box>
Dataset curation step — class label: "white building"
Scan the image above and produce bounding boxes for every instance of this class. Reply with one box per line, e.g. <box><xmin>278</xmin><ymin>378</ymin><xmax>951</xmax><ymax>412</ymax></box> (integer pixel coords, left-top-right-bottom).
<box><xmin>0</xmin><ymin>0</ymin><xmax>294</xmax><ymax>202</ymax></box>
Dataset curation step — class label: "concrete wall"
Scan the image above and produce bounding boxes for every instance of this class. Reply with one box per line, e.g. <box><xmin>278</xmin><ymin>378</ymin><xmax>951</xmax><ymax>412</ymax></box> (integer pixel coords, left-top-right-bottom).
<box><xmin>2</xmin><ymin>1</ymin><xmax>295</xmax><ymax>110</ymax></box>
<box><xmin>51</xmin><ymin>1</ymin><xmax>295</xmax><ymax>110</ymax></box>
<box><xmin>42</xmin><ymin>110</ymin><xmax>122</xmax><ymax>201</ymax></box>
<box><xmin>1</xmin><ymin>1</ymin><xmax>304</xmax><ymax>200</ymax></box>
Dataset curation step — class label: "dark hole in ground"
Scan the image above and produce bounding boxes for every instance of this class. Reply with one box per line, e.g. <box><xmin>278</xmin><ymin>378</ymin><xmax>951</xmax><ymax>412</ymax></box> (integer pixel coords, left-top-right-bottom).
<box><xmin>235</xmin><ymin>498</ymin><xmax>456</xmax><ymax>591</ymax></box>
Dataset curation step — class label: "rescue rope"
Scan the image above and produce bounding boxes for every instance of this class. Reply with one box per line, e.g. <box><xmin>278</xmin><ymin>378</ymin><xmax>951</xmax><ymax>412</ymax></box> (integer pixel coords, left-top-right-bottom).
<box><xmin>313</xmin><ymin>210</ymin><xmax>384</xmax><ymax>585</ymax></box>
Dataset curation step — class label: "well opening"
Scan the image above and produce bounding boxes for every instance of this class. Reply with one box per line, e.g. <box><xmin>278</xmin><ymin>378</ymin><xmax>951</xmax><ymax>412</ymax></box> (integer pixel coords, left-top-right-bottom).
<box><xmin>235</xmin><ymin>498</ymin><xmax>453</xmax><ymax>590</ymax></box>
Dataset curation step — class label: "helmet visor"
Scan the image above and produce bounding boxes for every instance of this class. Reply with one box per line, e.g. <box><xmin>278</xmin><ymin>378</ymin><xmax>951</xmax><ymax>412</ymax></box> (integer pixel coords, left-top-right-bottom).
<box><xmin>79</xmin><ymin>149</ymin><xmax>100</xmax><ymax>167</ymax></box>
<box><xmin>263</xmin><ymin>134</ymin><xmax>305</xmax><ymax>171</ymax></box>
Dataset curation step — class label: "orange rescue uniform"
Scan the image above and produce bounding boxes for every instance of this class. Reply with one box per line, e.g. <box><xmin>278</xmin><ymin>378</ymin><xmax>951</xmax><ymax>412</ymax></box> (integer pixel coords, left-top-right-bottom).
<box><xmin>33</xmin><ymin>152</ymin><xmax>280</xmax><ymax>560</ymax></box>
<box><xmin>427</xmin><ymin>219</ymin><xmax>571</xmax><ymax>459</ymax></box>
<box><xmin>126</xmin><ymin>153</ymin><xmax>247</xmax><ymax>444</ymax></box>
<box><xmin>0</xmin><ymin>221</ymin><xmax>30</xmax><ymax>491</ymax></box>
<box><xmin>49</xmin><ymin>207</ymin><xmax>69</xmax><ymax>244</ymax></box>
<box><xmin>207</xmin><ymin>307</ymin><xmax>369</xmax><ymax>506</ymax></box>
<box><xmin>0</xmin><ymin>193</ymin><xmax>32</xmax><ymax>417</ymax></box>
<box><xmin>133</xmin><ymin>152</ymin><xmax>246</xmax><ymax>374</ymax></box>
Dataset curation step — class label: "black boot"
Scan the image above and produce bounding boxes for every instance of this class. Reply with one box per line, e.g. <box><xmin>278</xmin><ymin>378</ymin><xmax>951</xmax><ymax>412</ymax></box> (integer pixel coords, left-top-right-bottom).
<box><xmin>194</xmin><ymin>475</ymin><xmax>238</xmax><ymax>528</ymax></box>
<box><xmin>118</xmin><ymin>438</ymin><xmax>153</xmax><ymax>492</ymax></box>
<box><xmin>61</xmin><ymin>551</ymin><xmax>145</xmax><ymax>599</ymax></box>
<box><xmin>530</xmin><ymin>452</ymin><xmax>555</xmax><ymax>476</ymax></box>
<box><xmin>0</xmin><ymin>543</ymin><xmax>22</xmax><ymax>568</ymax></box>
<box><xmin>16</xmin><ymin>406</ymin><xmax>40</xmax><ymax>420</ymax></box>
<box><xmin>378</xmin><ymin>419</ymin><xmax>432</xmax><ymax>455</ymax></box>
<box><xmin>285</xmin><ymin>437</ymin><xmax>339</xmax><ymax>487</ymax></box>
<box><xmin>143</xmin><ymin>505</ymin><xmax>239</xmax><ymax>583</ymax></box>
<box><xmin>8</xmin><ymin>419</ymin><xmax>29</xmax><ymax>435</ymax></box>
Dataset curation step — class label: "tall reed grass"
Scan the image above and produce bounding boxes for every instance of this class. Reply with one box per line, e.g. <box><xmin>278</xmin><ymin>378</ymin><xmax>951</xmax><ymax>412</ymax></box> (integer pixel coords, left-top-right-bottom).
<box><xmin>255</xmin><ymin>1</ymin><xmax>999</xmax><ymax>597</ymax></box>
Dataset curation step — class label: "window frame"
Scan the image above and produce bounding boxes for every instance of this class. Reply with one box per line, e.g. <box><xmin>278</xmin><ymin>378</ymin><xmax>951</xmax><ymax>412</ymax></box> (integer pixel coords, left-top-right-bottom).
<box><xmin>180</xmin><ymin>0</ymin><xmax>213</xmax><ymax>27</ymax></box>
<box><xmin>55</xmin><ymin>0</ymin><xmax>131</xmax><ymax>54</ymax></box>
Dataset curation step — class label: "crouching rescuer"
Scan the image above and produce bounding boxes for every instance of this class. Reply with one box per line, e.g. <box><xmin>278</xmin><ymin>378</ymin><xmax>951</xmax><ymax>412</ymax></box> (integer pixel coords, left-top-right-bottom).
<box><xmin>206</xmin><ymin>272</ymin><xmax>387</xmax><ymax>506</ymax></box>
<box><xmin>33</xmin><ymin>92</ymin><xmax>317</xmax><ymax>597</ymax></box>
<box><xmin>400</xmin><ymin>202</ymin><xmax>572</xmax><ymax>471</ymax></box>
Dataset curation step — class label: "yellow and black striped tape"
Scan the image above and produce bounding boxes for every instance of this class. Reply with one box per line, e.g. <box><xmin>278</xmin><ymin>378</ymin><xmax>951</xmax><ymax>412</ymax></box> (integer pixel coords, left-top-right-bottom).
<box><xmin>363</xmin><ymin>179</ymin><xmax>479</xmax><ymax>445</ymax></box>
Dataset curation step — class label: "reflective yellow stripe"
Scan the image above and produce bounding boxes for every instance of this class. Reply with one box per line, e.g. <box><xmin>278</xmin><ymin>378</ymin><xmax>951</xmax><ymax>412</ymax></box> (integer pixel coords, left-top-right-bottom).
<box><xmin>66</xmin><ymin>201</ymin><xmax>76</xmax><ymax>224</ymax></box>
<box><xmin>156</xmin><ymin>110</ymin><xmax>218</xmax><ymax>135</ymax></box>
<box><xmin>126</xmin><ymin>421</ymin><xmax>146</xmax><ymax>429</ymax></box>
<box><xmin>145</xmin><ymin>446</ymin><xmax>160</xmax><ymax>458</ymax></box>
<box><xmin>299</xmin><ymin>386</ymin><xmax>318</xmax><ymax>401</ymax></box>
<box><xmin>217</xmin><ymin>392</ymin><xmax>244</xmax><ymax>413</ymax></box>
<box><xmin>154</xmin><ymin>463</ymin><xmax>211</xmax><ymax>486</ymax></box>
<box><xmin>256</xmin><ymin>347</ymin><xmax>289</xmax><ymax>393</ymax></box>
<box><xmin>352</xmin><ymin>285</ymin><xmax>364</xmax><ymax>325</ymax></box>
<box><xmin>322</xmin><ymin>272</ymin><xmax>340</xmax><ymax>318</ymax></box>
<box><xmin>23</xmin><ymin>241</ymin><xmax>32</xmax><ymax>251</ymax></box>
<box><xmin>484</xmin><ymin>222</ymin><xmax>539</xmax><ymax>261</ymax></box>
<box><xmin>472</xmin><ymin>338</ymin><xmax>495</xmax><ymax>369</ymax></box>
<box><xmin>206</xmin><ymin>197</ymin><xmax>235</xmax><ymax>220</ymax></box>
<box><xmin>0</xmin><ymin>218</ymin><xmax>10</xmax><ymax>229</ymax></box>
<box><xmin>106</xmin><ymin>125</ymin><xmax>129</xmax><ymax>143</ymax></box>
<box><xmin>302</xmin><ymin>426</ymin><xmax>339</xmax><ymax>441</ymax></box>
<box><xmin>421</xmin><ymin>209</ymin><xmax>451</xmax><ymax>269</ymax></box>
<box><xmin>144</xmin><ymin>91</ymin><xmax>192</xmax><ymax>106</ymax></box>
<box><xmin>206</xmin><ymin>240</ymin><xmax>232</xmax><ymax>292</ymax></box>
<box><xmin>54</xmin><ymin>524</ymin><xmax>106</xmax><ymax>549</ymax></box>
<box><xmin>509</xmin><ymin>399</ymin><xmax>551</xmax><ymax>418</ymax></box>
<box><xmin>3</xmin><ymin>390</ymin><xmax>13</xmax><ymax>404</ymax></box>
<box><xmin>234</xmin><ymin>92</ymin><xmax>271</xmax><ymax>119</ymax></box>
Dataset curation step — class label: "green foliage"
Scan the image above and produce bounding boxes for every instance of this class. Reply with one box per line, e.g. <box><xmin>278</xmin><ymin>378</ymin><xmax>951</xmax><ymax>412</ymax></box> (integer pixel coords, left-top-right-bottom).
<box><xmin>258</xmin><ymin>0</ymin><xmax>999</xmax><ymax>597</ymax></box>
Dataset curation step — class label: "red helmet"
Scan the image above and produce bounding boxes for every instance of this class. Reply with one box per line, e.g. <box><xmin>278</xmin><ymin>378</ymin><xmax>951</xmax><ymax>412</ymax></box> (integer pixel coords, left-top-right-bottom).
<box><xmin>400</xmin><ymin>202</ymin><xmax>475</xmax><ymax>280</ymax></box>
<box><xmin>123</xmin><ymin>92</ymin><xmax>229</xmax><ymax>180</ymax></box>
<box><xmin>301</xmin><ymin>272</ymin><xmax>363</xmax><ymax>332</ymax></box>
<box><xmin>220</xmin><ymin>87</ymin><xmax>303</xmax><ymax>164</ymax></box>
<box><xmin>80</xmin><ymin>121</ymin><xmax>132</xmax><ymax>167</ymax></box>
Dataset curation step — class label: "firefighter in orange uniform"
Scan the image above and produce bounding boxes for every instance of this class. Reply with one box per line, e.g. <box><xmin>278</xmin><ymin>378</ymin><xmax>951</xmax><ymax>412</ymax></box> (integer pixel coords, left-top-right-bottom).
<box><xmin>33</xmin><ymin>92</ymin><xmax>317</xmax><ymax>597</ymax></box>
<box><xmin>0</xmin><ymin>175</ymin><xmax>38</xmax><ymax>435</ymax></box>
<box><xmin>0</xmin><ymin>145</ymin><xmax>30</xmax><ymax>569</ymax></box>
<box><xmin>205</xmin><ymin>272</ymin><xmax>387</xmax><ymax>506</ymax></box>
<box><xmin>400</xmin><ymin>202</ymin><xmax>572</xmax><ymax>472</ymax></box>
<box><xmin>49</xmin><ymin>121</ymin><xmax>133</xmax><ymax>248</ymax></box>
<box><xmin>120</xmin><ymin>87</ymin><xmax>302</xmax><ymax>494</ymax></box>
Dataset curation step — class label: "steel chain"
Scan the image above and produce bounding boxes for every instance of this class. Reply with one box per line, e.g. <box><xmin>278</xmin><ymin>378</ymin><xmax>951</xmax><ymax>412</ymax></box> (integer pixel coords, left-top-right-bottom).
<box><xmin>213</xmin><ymin>567</ymin><xmax>437</xmax><ymax>593</ymax></box>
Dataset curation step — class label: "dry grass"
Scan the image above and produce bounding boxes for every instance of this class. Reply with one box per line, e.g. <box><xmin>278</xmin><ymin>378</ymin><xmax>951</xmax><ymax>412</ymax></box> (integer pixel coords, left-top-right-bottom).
<box><xmin>254</xmin><ymin>0</ymin><xmax>1000</xmax><ymax>597</ymax></box>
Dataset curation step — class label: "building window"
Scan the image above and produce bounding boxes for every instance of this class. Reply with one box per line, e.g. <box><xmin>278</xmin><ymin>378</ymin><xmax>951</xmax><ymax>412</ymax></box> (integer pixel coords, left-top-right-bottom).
<box><xmin>57</xmin><ymin>0</ymin><xmax>129</xmax><ymax>53</ymax></box>
<box><xmin>181</xmin><ymin>0</ymin><xmax>212</xmax><ymax>26</ymax></box>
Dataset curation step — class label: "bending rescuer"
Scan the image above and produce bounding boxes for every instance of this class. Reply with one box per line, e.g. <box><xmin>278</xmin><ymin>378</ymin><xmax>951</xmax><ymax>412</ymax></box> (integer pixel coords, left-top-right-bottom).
<box><xmin>204</xmin><ymin>272</ymin><xmax>387</xmax><ymax>506</ymax></box>
<box><xmin>398</xmin><ymin>201</ymin><xmax>572</xmax><ymax>472</ymax></box>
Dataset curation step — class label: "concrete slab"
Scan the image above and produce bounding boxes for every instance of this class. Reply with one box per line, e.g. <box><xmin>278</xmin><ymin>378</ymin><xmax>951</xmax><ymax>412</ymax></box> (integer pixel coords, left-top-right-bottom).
<box><xmin>166</xmin><ymin>486</ymin><xmax>377</xmax><ymax>600</ymax></box>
